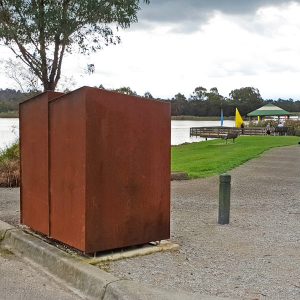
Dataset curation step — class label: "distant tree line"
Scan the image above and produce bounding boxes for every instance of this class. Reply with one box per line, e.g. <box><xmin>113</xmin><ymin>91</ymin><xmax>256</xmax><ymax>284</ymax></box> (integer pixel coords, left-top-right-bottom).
<box><xmin>0</xmin><ymin>86</ymin><xmax>300</xmax><ymax>116</ymax></box>
<box><xmin>0</xmin><ymin>89</ymin><xmax>38</xmax><ymax>113</ymax></box>
<box><xmin>164</xmin><ymin>86</ymin><xmax>300</xmax><ymax>117</ymax></box>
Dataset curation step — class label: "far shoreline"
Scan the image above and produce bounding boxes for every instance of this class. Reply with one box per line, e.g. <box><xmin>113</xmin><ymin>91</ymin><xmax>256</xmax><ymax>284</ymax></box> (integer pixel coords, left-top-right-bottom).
<box><xmin>0</xmin><ymin>112</ymin><xmax>19</xmax><ymax>118</ymax></box>
<box><xmin>0</xmin><ymin>114</ymin><xmax>234</xmax><ymax>120</ymax></box>
<box><xmin>171</xmin><ymin>115</ymin><xmax>234</xmax><ymax>121</ymax></box>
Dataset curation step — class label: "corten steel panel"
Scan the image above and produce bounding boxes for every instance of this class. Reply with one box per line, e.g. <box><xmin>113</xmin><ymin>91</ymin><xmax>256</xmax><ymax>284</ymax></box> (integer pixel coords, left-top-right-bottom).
<box><xmin>85</xmin><ymin>88</ymin><xmax>171</xmax><ymax>253</ymax></box>
<box><xmin>49</xmin><ymin>88</ymin><xmax>87</xmax><ymax>250</ymax></box>
<box><xmin>49</xmin><ymin>87</ymin><xmax>171</xmax><ymax>253</ymax></box>
<box><xmin>20</xmin><ymin>92</ymin><xmax>63</xmax><ymax>235</ymax></box>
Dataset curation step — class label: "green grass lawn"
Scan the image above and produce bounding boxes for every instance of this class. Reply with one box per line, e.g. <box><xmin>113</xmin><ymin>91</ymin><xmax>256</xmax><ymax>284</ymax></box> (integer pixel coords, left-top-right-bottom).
<box><xmin>172</xmin><ymin>136</ymin><xmax>299</xmax><ymax>179</ymax></box>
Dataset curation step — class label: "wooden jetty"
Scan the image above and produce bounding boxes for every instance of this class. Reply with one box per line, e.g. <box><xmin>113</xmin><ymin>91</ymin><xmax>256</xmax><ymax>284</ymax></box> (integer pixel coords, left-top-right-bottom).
<box><xmin>190</xmin><ymin>127</ymin><xmax>267</xmax><ymax>139</ymax></box>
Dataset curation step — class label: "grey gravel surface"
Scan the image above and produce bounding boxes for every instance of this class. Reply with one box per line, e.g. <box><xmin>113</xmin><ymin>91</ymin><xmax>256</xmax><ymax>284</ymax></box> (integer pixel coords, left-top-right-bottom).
<box><xmin>107</xmin><ymin>146</ymin><xmax>300</xmax><ymax>300</ymax></box>
<box><xmin>0</xmin><ymin>187</ymin><xmax>19</xmax><ymax>226</ymax></box>
<box><xmin>0</xmin><ymin>146</ymin><xmax>299</xmax><ymax>300</ymax></box>
<box><xmin>0</xmin><ymin>249</ymin><xmax>82</xmax><ymax>300</ymax></box>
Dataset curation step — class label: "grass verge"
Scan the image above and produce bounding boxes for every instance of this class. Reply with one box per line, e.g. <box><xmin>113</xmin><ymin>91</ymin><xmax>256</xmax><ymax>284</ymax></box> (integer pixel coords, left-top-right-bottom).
<box><xmin>172</xmin><ymin>136</ymin><xmax>299</xmax><ymax>179</ymax></box>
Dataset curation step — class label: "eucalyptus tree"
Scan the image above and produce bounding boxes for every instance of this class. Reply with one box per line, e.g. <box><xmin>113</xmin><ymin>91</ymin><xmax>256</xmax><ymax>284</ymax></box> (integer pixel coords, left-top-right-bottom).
<box><xmin>144</xmin><ymin>91</ymin><xmax>153</xmax><ymax>99</ymax></box>
<box><xmin>190</xmin><ymin>86</ymin><xmax>207</xmax><ymax>101</ymax></box>
<box><xmin>229</xmin><ymin>87</ymin><xmax>263</xmax><ymax>115</ymax></box>
<box><xmin>229</xmin><ymin>87</ymin><xmax>263</xmax><ymax>105</ymax></box>
<box><xmin>0</xmin><ymin>0</ymin><xmax>149</xmax><ymax>91</ymax></box>
<box><xmin>113</xmin><ymin>86</ymin><xmax>137</xmax><ymax>96</ymax></box>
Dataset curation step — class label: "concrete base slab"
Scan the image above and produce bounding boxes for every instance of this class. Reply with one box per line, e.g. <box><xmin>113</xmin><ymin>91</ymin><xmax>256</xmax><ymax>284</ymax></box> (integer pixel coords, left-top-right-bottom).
<box><xmin>86</xmin><ymin>241</ymin><xmax>180</xmax><ymax>265</ymax></box>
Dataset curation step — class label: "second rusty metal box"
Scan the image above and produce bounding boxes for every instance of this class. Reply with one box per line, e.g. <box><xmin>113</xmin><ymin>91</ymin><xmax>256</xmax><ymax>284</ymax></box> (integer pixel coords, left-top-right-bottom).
<box><xmin>49</xmin><ymin>87</ymin><xmax>170</xmax><ymax>253</ymax></box>
<box><xmin>20</xmin><ymin>91</ymin><xmax>63</xmax><ymax>235</ymax></box>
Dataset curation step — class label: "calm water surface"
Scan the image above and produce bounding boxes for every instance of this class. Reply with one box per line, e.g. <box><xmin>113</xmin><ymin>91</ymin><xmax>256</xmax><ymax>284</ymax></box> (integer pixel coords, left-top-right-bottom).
<box><xmin>0</xmin><ymin>118</ymin><xmax>235</xmax><ymax>149</ymax></box>
<box><xmin>0</xmin><ymin>118</ymin><xmax>19</xmax><ymax>150</ymax></box>
<box><xmin>171</xmin><ymin>120</ymin><xmax>235</xmax><ymax>145</ymax></box>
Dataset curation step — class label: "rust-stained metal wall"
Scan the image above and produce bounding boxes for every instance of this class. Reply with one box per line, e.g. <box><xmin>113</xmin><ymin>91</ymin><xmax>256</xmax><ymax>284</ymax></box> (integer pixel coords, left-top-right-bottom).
<box><xmin>20</xmin><ymin>92</ymin><xmax>63</xmax><ymax>235</ymax></box>
<box><xmin>49</xmin><ymin>89</ymin><xmax>87</xmax><ymax>250</ymax></box>
<box><xmin>49</xmin><ymin>87</ymin><xmax>170</xmax><ymax>253</ymax></box>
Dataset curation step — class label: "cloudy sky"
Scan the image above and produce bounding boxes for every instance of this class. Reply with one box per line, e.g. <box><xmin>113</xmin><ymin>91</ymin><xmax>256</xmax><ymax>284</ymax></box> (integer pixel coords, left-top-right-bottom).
<box><xmin>2</xmin><ymin>0</ymin><xmax>300</xmax><ymax>100</ymax></box>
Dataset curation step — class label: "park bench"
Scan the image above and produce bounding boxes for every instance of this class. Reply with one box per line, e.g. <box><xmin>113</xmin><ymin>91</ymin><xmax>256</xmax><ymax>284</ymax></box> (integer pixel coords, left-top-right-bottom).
<box><xmin>274</xmin><ymin>126</ymin><xmax>288</xmax><ymax>136</ymax></box>
<box><xmin>222</xmin><ymin>132</ymin><xmax>239</xmax><ymax>143</ymax></box>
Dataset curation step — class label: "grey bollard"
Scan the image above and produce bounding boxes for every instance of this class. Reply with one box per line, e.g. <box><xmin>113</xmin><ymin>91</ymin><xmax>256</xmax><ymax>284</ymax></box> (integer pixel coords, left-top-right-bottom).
<box><xmin>218</xmin><ymin>174</ymin><xmax>231</xmax><ymax>225</ymax></box>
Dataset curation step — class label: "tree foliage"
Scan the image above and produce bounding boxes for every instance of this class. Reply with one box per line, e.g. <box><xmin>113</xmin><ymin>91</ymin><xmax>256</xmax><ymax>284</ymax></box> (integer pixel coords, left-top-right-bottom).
<box><xmin>0</xmin><ymin>0</ymin><xmax>149</xmax><ymax>91</ymax></box>
<box><xmin>229</xmin><ymin>87</ymin><xmax>263</xmax><ymax>115</ymax></box>
<box><xmin>2</xmin><ymin>58</ymin><xmax>40</xmax><ymax>92</ymax></box>
<box><xmin>113</xmin><ymin>86</ymin><xmax>137</xmax><ymax>96</ymax></box>
<box><xmin>168</xmin><ymin>86</ymin><xmax>299</xmax><ymax>117</ymax></box>
<box><xmin>191</xmin><ymin>86</ymin><xmax>207</xmax><ymax>101</ymax></box>
<box><xmin>144</xmin><ymin>91</ymin><xmax>153</xmax><ymax>99</ymax></box>
<box><xmin>229</xmin><ymin>87</ymin><xmax>262</xmax><ymax>104</ymax></box>
<box><xmin>0</xmin><ymin>88</ymin><xmax>38</xmax><ymax>112</ymax></box>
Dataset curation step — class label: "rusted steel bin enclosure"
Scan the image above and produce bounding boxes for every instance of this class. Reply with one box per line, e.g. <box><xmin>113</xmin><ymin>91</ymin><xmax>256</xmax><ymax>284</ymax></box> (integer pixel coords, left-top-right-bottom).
<box><xmin>20</xmin><ymin>92</ymin><xmax>64</xmax><ymax>235</ymax></box>
<box><xmin>49</xmin><ymin>87</ymin><xmax>171</xmax><ymax>253</ymax></box>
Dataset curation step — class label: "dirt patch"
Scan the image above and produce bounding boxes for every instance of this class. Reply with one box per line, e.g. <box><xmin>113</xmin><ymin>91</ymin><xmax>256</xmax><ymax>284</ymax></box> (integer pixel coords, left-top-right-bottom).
<box><xmin>171</xmin><ymin>172</ymin><xmax>189</xmax><ymax>181</ymax></box>
<box><xmin>0</xmin><ymin>247</ymin><xmax>14</xmax><ymax>258</ymax></box>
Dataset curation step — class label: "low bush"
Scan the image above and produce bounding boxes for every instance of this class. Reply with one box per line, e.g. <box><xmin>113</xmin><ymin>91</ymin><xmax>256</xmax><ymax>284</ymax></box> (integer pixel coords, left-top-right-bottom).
<box><xmin>248</xmin><ymin>120</ymin><xmax>278</xmax><ymax>128</ymax></box>
<box><xmin>248</xmin><ymin>119</ymin><xmax>300</xmax><ymax>135</ymax></box>
<box><xmin>0</xmin><ymin>141</ymin><xmax>20</xmax><ymax>187</ymax></box>
<box><xmin>284</xmin><ymin>119</ymin><xmax>300</xmax><ymax>131</ymax></box>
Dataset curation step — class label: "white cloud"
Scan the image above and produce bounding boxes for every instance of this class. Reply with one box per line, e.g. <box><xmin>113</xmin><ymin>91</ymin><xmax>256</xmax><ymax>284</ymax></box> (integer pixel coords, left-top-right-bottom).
<box><xmin>2</xmin><ymin>2</ymin><xmax>300</xmax><ymax>100</ymax></box>
<box><xmin>63</xmin><ymin>2</ymin><xmax>300</xmax><ymax>100</ymax></box>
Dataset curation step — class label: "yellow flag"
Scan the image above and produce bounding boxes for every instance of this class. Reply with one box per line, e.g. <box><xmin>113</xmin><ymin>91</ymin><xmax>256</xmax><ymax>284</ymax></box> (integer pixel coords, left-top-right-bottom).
<box><xmin>235</xmin><ymin>108</ymin><xmax>244</xmax><ymax>128</ymax></box>
<box><xmin>258</xmin><ymin>116</ymin><xmax>260</xmax><ymax>122</ymax></box>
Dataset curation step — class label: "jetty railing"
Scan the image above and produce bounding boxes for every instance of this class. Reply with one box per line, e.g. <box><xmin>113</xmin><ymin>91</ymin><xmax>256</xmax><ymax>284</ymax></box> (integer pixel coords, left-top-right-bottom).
<box><xmin>190</xmin><ymin>127</ymin><xmax>267</xmax><ymax>138</ymax></box>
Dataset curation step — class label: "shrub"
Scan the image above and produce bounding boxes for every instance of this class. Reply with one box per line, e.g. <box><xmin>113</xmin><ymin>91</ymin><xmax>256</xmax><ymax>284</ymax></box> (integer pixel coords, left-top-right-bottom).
<box><xmin>0</xmin><ymin>141</ymin><xmax>20</xmax><ymax>187</ymax></box>
<box><xmin>284</xmin><ymin>120</ymin><xmax>300</xmax><ymax>130</ymax></box>
<box><xmin>248</xmin><ymin>119</ymin><xmax>300</xmax><ymax>136</ymax></box>
<box><xmin>248</xmin><ymin>120</ymin><xmax>279</xmax><ymax>128</ymax></box>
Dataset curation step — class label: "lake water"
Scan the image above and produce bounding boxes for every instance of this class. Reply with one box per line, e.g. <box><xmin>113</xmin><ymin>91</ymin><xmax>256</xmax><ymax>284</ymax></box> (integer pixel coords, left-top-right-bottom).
<box><xmin>0</xmin><ymin>118</ymin><xmax>19</xmax><ymax>150</ymax></box>
<box><xmin>171</xmin><ymin>120</ymin><xmax>235</xmax><ymax>145</ymax></box>
<box><xmin>0</xmin><ymin>118</ymin><xmax>235</xmax><ymax>150</ymax></box>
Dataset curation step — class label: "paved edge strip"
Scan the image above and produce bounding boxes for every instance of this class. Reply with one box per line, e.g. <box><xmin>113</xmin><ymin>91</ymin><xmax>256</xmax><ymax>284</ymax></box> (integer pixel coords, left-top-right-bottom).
<box><xmin>87</xmin><ymin>241</ymin><xmax>180</xmax><ymax>265</ymax></box>
<box><xmin>0</xmin><ymin>220</ymin><xmax>231</xmax><ymax>300</ymax></box>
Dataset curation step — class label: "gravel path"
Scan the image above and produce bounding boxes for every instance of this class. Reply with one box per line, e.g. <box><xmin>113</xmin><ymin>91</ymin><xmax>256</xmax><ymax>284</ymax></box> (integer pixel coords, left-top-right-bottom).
<box><xmin>108</xmin><ymin>146</ymin><xmax>300</xmax><ymax>300</ymax></box>
<box><xmin>0</xmin><ymin>187</ymin><xmax>20</xmax><ymax>226</ymax></box>
<box><xmin>1</xmin><ymin>145</ymin><xmax>299</xmax><ymax>299</ymax></box>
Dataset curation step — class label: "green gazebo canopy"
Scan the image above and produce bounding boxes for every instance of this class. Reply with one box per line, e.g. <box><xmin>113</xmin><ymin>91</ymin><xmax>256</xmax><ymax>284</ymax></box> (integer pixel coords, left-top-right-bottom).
<box><xmin>247</xmin><ymin>103</ymin><xmax>292</xmax><ymax>117</ymax></box>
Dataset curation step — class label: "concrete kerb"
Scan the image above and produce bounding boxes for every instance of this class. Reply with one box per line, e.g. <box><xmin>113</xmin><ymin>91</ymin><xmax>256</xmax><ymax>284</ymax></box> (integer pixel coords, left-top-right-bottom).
<box><xmin>0</xmin><ymin>220</ymin><xmax>15</xmax><ymax>241</ymax></box>
<box><xmin>103</xmin><ymin>280</ymin><xmax>229</xmax><ymax>300</ymax></box>
<box><xmin>0</xmin><ymin>221</ymin><xmax>116</xmax><ymax>299</ymax></box>
<box><xmin>0</xmin><ymin>221</ymin><xmax>230</xmax><ymax>300</ymax></box>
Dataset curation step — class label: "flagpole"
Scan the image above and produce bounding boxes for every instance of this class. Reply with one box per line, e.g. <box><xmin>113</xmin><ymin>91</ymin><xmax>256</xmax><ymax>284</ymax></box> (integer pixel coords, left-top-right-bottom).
<box><xmin>220</xmin><ymin>108</ymin><xmax>224</xmax><ymax>127</ymax></box>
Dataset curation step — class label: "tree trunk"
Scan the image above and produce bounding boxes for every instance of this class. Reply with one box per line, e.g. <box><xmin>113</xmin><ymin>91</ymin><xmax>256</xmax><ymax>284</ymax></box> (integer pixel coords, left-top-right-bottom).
<box><xmin>43</xmin><ymin>81</ymin><xmax>56</xmax><ymax>92</ymax></box>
